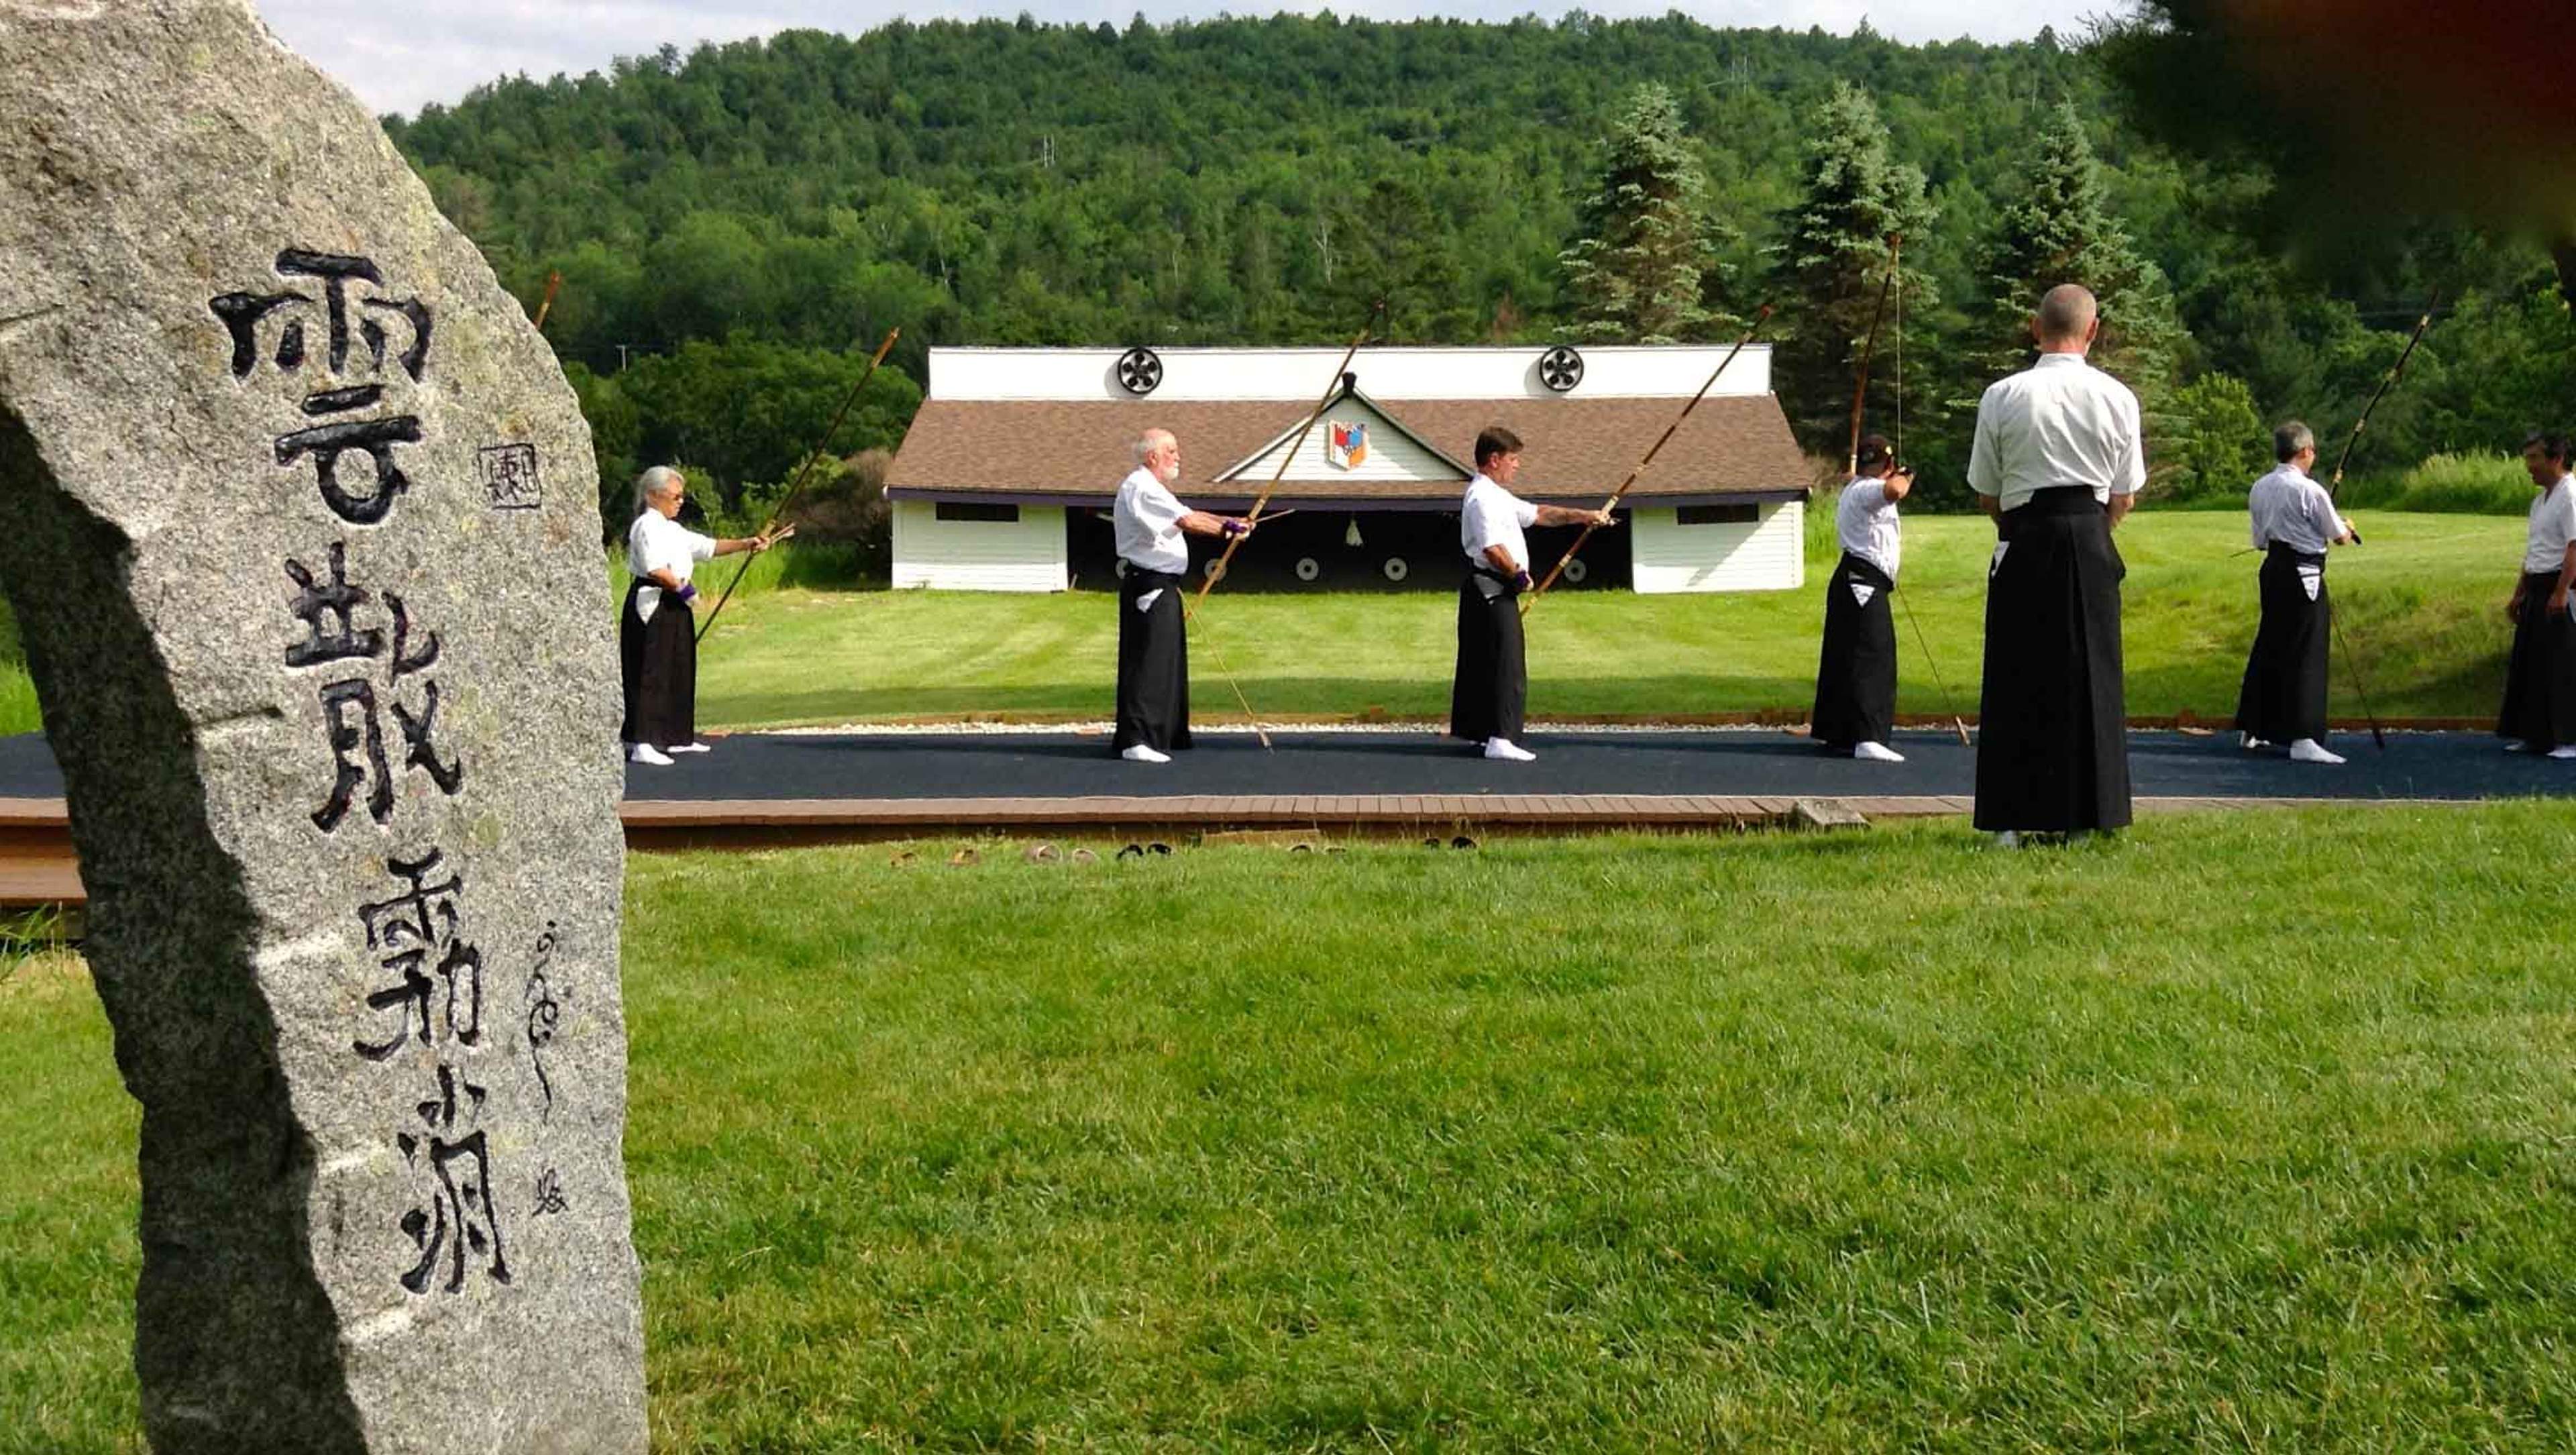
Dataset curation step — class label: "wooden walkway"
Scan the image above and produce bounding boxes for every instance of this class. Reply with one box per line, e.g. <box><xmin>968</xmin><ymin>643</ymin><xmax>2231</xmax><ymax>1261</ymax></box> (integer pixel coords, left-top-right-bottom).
<box><xmin>0</xmin><ymin>792</ymin><xmax>2467</xmax><ymax>913</ymax></box>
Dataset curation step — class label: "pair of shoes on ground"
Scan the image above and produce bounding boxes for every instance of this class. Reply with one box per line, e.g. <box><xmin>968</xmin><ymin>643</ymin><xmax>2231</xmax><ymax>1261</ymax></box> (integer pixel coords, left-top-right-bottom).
<box><xmin>2504</xmin><ymin>739</ymin><xmax>2576</xmax><ymax>759</ymax></box>
<box><xmin>1991</xmin><ymin>828</ymin><xmax>2117</xmax><ymax>849</ymax></box>
<box><xmin>627</xmin><ymin>741</ymin><xmax>710</xmax><ymax>766</ymax></box>
<box><xmin>1483</xmin><ymin>737</ymin><xmax>1536</xmax><ymax>762</ymax></box>
<box><xmin>2241</xmin><ymin>733</ymin><xmax>2346</xmax><ymax>765</ymax></box>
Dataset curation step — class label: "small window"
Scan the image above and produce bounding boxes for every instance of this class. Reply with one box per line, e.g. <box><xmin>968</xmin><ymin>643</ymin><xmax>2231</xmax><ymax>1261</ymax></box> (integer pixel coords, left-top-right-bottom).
<box><xmin>1674</xmin><ymin>504</ymin><xmax>1758</xmax><ymax>526</ymax></box>
<box><xmin>934</xmin><ymin>500</ymin><xmax>1021</xmax><ymax>523</ymax></box>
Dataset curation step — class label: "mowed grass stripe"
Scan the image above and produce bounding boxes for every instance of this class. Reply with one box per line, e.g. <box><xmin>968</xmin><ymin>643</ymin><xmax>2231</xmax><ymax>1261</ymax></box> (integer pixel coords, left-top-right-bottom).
<box><xmin>11</xmin><ymin>805</ymin><xmax>2576</xmax><ymax>1448</ymax></box>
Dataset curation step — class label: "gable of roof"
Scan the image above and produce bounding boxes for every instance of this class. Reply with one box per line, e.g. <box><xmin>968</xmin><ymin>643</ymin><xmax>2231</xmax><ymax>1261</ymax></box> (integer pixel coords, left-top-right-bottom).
<box><xmin>886</xmin><ymin>393</ymin><xmax>1811</xmax><ymax>506</ymax></box>
<box><xmin>1212</xmin><ymin>384</ymin><xmax>1474</xmax><ymax>485</ymax></box>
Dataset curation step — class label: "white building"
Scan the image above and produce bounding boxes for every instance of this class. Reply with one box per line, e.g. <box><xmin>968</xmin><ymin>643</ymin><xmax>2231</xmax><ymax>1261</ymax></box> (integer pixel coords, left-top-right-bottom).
<box><xmin>884</xmin><ymin>343</ymin><xmax>1813</xmax><ymax>594</ymax></box>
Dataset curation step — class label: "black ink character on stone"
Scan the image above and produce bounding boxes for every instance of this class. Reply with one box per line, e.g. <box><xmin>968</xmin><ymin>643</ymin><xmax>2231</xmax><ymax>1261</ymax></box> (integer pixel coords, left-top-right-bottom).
<box><xmin>531</xmin><ymin>1168</ymin><xmax>568</xmax><ymax>1217</ymax></box>
<box><xmin>396</xmin><ymin>1063</ymin><xmax>510</xmax><ymax>1294</ymax></box>
<box><xmin>290</xmin><ymin>546</ymin><xmax>459</xmax><ymax>830</ymax></box>
<box><xmin>524</xmin><ymin>921</ymin><xmax>568</xmax><ymax>1119</ymax></box>
<box><xmin>478</xmin><ymin>443</ymin><xmax>541</xmax><ymax>510</ymax></box>
<box><xmin>276</xmin><ymin>414</ymin><xmax>422</xmax><ymax>526</ymax></box>
<box><xmin>211</xmin><ymin>250</ymin><xmax>436</xmax><ymax>526</ymax></box>
<box><xmin>354</xmin><ymin>851</ymin><xmax>483</xmax><ymax>1059</ymax></box>
<box><xmin>212</xmin><ymin>250</ymin><xmax>433</xmax><ymax>384</ymax></box>
<box><xmin>284</xmin><ymin>542</ymin><xmax>383</xmax><ymax>668</ymax></box>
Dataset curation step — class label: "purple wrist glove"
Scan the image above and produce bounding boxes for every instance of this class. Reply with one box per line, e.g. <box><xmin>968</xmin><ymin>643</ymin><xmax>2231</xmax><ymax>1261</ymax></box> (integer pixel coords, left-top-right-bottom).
<box><xmin>1221</xmin><ymin>518</ymin><xmax>1248</xmax><ymax>539</ymax></box>
<box><xmin>1513</xmin><ymin>569</ymin><xmax>1534</xmax><ymax>593</ymax></box>
<box><xmin>674</xmin><ymin>583</ymin><xmax>698</xmax><ymax>603</ymax></box>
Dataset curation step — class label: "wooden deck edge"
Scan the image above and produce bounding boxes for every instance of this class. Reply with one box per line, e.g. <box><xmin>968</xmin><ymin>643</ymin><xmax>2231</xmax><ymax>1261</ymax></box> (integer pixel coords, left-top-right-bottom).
<box><xmin>0</xmin><ymin>794</ymin><xmax>2526</xmax><ymax>911</ymax></box>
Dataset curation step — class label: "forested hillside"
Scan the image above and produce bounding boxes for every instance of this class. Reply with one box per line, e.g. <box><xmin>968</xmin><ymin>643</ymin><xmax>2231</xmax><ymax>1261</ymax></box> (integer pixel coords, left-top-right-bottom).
<box><xmin>383</xmin><ymin>13</ymin><xmax>2574</xmax><ymax>526</ymax></box>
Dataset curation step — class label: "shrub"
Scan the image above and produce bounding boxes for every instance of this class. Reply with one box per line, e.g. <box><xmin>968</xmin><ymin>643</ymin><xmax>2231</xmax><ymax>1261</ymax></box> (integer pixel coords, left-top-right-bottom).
<box><xmin>2339</xmin><ymin>451</ymin><xmax>2531</xmax><ymax>515</ymax></box>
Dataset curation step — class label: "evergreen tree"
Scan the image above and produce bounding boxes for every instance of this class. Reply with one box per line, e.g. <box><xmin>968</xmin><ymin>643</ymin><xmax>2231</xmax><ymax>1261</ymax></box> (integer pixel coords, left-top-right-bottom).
<box><xmin>1556</xmin><ymin>84</ymin><xmax>1732</xmax><ymax>344</ymax></box>
<box><xmin>1971</xmin><ymin>101</ymin><xmax>2187</xmax><ymax>458</ymax></box>
<box><xmin>1342</xmin><ymin>176</ymin><xmax>1472</xmax><ymax>343</ymax></box>
<box><xmin>1770</xmin><ymin>82</ymin><xmax>1935</xmax><ymax>453</ymax></box>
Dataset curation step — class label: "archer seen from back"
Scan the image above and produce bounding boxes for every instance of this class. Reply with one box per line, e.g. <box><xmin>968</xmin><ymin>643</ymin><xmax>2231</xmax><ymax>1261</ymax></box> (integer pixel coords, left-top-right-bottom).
<box><xmin>1968</xmin><ymin>284</ymin><xmax>2146</xmax><ymax>843</ymax></box>
<box><xmin>1811</xmin><ymin>435</ymin><xmax>1913</xmax><ymax>763</ymax></box>
<box><xmin>2234</xmin><ymin>421</ymin><xmax>2358</xmax><ymax>765</ymax></box>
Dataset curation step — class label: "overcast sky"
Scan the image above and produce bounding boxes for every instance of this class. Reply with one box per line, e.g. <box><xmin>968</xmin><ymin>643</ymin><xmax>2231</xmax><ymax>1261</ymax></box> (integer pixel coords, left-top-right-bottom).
<box><xmin>257</xmin><ymin>1</ymin><xmax>2114</xmax><ymax>117</ymax></box>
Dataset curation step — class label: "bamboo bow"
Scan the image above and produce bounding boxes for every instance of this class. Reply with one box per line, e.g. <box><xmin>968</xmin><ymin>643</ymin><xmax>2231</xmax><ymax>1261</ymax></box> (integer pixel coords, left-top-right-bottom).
<box><xmin>1521</xmin><ymin>307</ymin><xmax>1773</xmax><ymax>613</ymax></box>
<box><xmin>696</xmin><ymin>327</ymin><xmax>902</xmax><ymax>643</ymax></box>
<box><xmin>1839</xmin><ymin>235</ymin><xmax>1968</xmax><ymax>747</ymax></box>
<box><xmin>1187</xmin><ymin>301</ymin><xmax>1384</xmax><ymax>621</ymax></box>
<box><xmin>2327</xmin><ymin>288</ymin><xmax>2440</xmax><ymax>515</ymax></box>
<box><xmin>1844</xmin><ymin>235</ymin><xmax>1900</xmax><ymax>476</ymax></box>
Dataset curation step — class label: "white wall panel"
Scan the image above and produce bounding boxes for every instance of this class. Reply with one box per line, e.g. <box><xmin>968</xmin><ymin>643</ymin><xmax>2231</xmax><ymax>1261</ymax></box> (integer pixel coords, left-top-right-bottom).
<box><xmin>890</xmin><ymin>501</ymin><xmax>1068</xmax><ymax>592</ymax></box>
<box><xmin>1628</xmin><ymin>501</ymin><xmax>1805</xmax><ymax>594</ymax></box>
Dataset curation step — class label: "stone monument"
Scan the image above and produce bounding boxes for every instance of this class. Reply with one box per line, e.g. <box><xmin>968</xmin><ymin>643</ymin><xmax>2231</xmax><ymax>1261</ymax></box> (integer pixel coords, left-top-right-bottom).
<box><xmin>0</xmin><ymin>1</ymin><xmax>647</xmax><ymax>1449</ymax></box>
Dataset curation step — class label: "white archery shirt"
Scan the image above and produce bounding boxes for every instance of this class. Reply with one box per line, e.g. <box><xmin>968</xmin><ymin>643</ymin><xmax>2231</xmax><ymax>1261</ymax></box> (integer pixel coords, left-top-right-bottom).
<box><xmin>628</xmin><ymin>510</ymin><xmax>715</xmax><ymax>625</ymax></box>
<box><xmin>1460</xmin><ymin>474</ymin><xmax>1538</xmax><ymax>573</ymax></box>
<box><xmin>1967</xmin><ymin>352</ymin><xmax>2147</xmax><ymax>511</ymax></box>
<box><xmin>1835</xmin><ymin>474</ymin><xmax>1903</xmax><ymax>580</ymax></box>
<box><xmin>1115</xmin><ymin>466</ymin><xmax>1191</xmax><ymax>576</ymax></box>
<box><xmin>2526</xmin><ymin>474</ymin><xmax>2576</xmax><ymax>576</ymax></box>
<box><xmin>2247</xmin><ymin>464</ymin><xmax>2350</xmax><ymax>555</ymax></box>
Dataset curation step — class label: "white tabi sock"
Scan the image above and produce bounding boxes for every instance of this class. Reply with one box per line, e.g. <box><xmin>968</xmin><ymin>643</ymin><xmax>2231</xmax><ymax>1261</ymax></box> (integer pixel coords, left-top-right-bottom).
<box><xmin>627</xmin><ymin>743</ymin><xmax>674</xmax><ymax>767</ymax></box>
<box><xmin>1120</xmin><ymin>744</ymin><xmax>1171</xmax><ymax>765</ymax></box>
<box><xmin>1483</xmin><ymin>737</ymin><xmax>1536</xmax><ymax>762</ymax></box>
<box><xmin>1853</xmin><ymin>741</ymin><xmax>1905</xmax><ymax>763</ymax></box>
<box><xmin>2288</xmin><ymin>739</ymin><xmax>2345</xmax><ymax>765</ymax></box>
<box><xmin>2551</xmin><ymin>746</ymin><xmax>2576</xmax><ymax>760</ymax></box>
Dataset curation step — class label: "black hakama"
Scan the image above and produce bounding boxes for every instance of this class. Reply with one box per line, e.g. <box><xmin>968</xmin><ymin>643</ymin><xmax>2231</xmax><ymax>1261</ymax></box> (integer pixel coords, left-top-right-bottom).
<box><xmin>619</xmin><ymin>580</ymin><xmax>696</xmax><ymax>750</ymax></box>
<box><xmin>1450</xmin><ymin>568</ymin><xmax>1526</xmax><ymax>743</ymax></box>
<box><xmin>1974</xmin><ymin>489</ymin><xmax>2131</xmax><ymax>832</ymax></box>
<box><xmin>2234</xmin><ymin>544</ymin><xmax>2331</xmax><ymax>747</ymax></box>
<box><xmin>1114</xmin><ymin>566</ymin><xmax>1193</xmax><ymax>753</ymax></box>
<box><xmin>2497</xmin><ymin>571</ymin><xmax>2576</xmax><ymax>752</ymax></box>
<box><xmin>1811</xmin><ymin>552</ymin><xmax>1898</xmax><ymax>749</ymax></box>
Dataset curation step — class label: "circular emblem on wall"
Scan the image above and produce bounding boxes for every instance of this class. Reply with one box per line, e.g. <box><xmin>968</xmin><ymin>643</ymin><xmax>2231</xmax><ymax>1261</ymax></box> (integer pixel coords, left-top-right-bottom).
<box><xmin>1538</xmin><ymin>345</ymin><xmax>1585</xmax><ymax>393</ymax></box>
<box><xmin>1116</xmin><ymin>346</ymin><xmax>1164</xmax><ymax>396</ymax></box>
<box><xmin>1294</xmin><ymin>556</ymin><xmax>1322</xmax><ymax>582</ymax></box>
<box><xmin>1381</xmin><ymin>557</ymin><xmax>1409</xmax><ymax>584</ymax></box>
<box><xmin>1564</xmin><ymin>557</ymin><xmax>1589</xmax><ymax>585</ymax></box>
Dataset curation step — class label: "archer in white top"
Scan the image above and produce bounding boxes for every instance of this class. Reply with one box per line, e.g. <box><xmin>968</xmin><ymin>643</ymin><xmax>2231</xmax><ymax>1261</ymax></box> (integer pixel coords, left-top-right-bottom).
<box><xmin>1447</xmin><ymin>427</ymin><xmax>1613</xmax><ymax>763</ymax></box>
<box><xmin>2518</xmin><ymin>462</ymin><xmax>2576</xmax><ymax>579</ymax></box>
<box><xmin>1456</xmin><ymin>443</ymin><xmax>1611</xmax><ymax>584</ymax></box>
<box><xmin>1114</xmin><ymin>467</ymin><xmax>1193</xmax><ymax>575</ymax></box>
<box><xmin>1968</xmin><ymin>352</ymin><xmax>2147</xmax><ymax>515</ymax></box>
<box><xmin>618</xmin><ymin>465</ymin><xmax>787</xmax><ymax>765</ymax></box>
<box><xmin>1835</xmin><ymin>470</ymin><xmax>1906</xmax><ymax>580</ymax></box>
<box><xmin>1112</xmin><ymin>429</ymin><xmax>1247</xmax><ymax>579</ymax></box>
<box><xmin>629</xmin><ymin>509</ymin><xmax>715</xmax><ymax>625</ymax></box>
<box><xmin>1460</xmin><ymin>474</ymin><xmax>1538</xmax><ymax>574</ymax></box>
<box><xmin>2247</xmin><ymin>459</ymin><xmax>2354</xmax><ymax>555</ymax></box>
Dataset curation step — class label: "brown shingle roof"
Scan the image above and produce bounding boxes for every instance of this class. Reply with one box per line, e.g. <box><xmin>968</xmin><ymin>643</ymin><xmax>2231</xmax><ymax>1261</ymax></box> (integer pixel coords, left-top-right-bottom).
<box><xmin>885</xmin><ymin>394</ymin><xmax>1809</xmax><ymax>505</ymax></box>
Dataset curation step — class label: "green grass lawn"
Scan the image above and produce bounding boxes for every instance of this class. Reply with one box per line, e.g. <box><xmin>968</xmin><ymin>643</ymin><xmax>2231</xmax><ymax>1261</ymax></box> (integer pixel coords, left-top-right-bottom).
<box><xmin>12</xmin><ymin>806</ymin><xmax>2576</xmax><ymax>1450</ymax></box>
<box><xmin>0</xmin><ymin>510</ymin><xmax>2525</xmax><ymax>741</ymax></box>
<box><xmin>680</xmin><ymin>511</ymin><xmax>2530</xmax><ymax>729</ymax></box>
